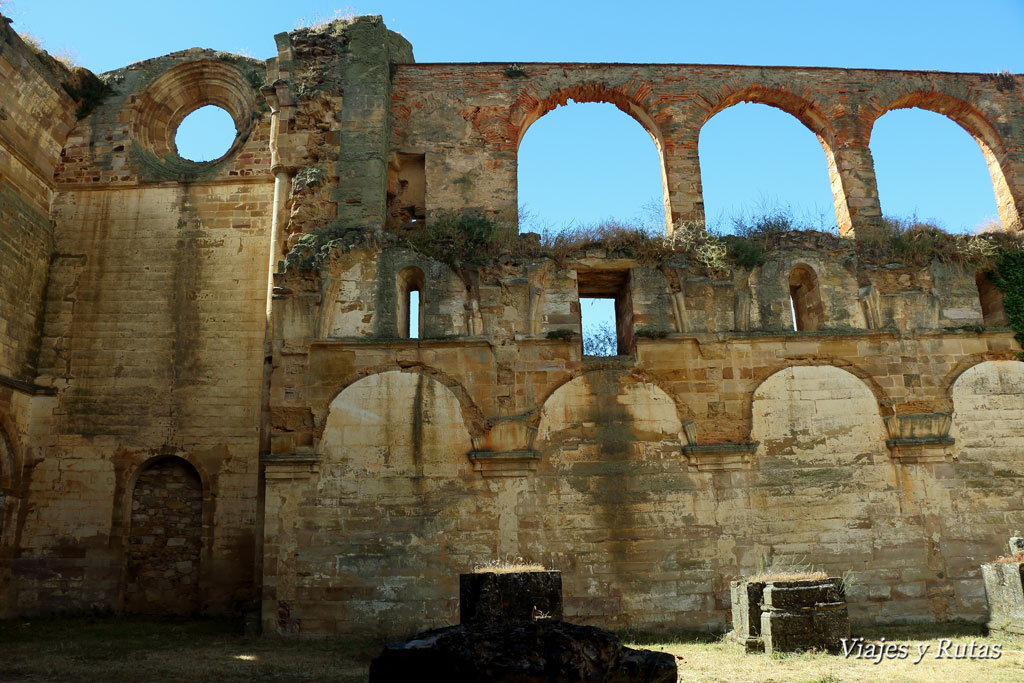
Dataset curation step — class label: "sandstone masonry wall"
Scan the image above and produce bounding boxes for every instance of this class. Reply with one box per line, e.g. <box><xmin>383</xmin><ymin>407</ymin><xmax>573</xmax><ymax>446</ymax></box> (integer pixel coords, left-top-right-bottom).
<box><xmin>3</xmin><ymin>14</ymin><xmax>1024</xmax><ymax>637</ymax></box>
<box><xmin>8</xmin><ymin>44</ymin><xmax>274</xmax><ymax>615</ymax></box>
<box><xmin>0</xmin><ymin>19</ymin><xmax>82</xmax><ymax>617</ymax></box>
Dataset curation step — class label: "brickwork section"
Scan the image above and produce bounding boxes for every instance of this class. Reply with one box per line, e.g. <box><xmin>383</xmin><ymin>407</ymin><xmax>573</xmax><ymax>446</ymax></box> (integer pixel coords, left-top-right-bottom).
<box><xmin>0</xmin><ymin>182</ymin><xmax>51</xmax><ymax>381</ymax></box>
<box><xmin>390</xmin><ymin>63</ymin><xmax>1024</xmax><ymax>235</ymax></box>
<box><xmin>125</xmin><ymin>457</ymin><xmax>203</xmax><ymax>615</ymax></box>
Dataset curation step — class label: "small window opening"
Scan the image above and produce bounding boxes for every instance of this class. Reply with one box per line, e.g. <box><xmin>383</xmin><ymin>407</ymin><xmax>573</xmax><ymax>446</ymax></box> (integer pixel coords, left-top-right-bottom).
<box><xmin>578</xmin><ymin>270</ymin><xmax>633</xmax><ymax>357</ymax></box>
<box><xmin>409</xmin><ymin>290</ymin><xmax>420</xmax><ymax>338</ymax></box>
<box><xmin>174</xmin><ymin>105</ymin><xmax>237</xmax><ymax>162</ymax></box>
<box><xmin>397</xmin><ymin>267</ymin><xmax>425</xmax><ymax>339</ymax></box>
<box><xmin>789</xmin><ymin>265</ymin><xmax>823</xmax><ymax>332</ymax></box>
<box><xmin>387</xmin><ymin>153</ymin><xmax>427</xmax><ymax>228</ymax></box>
<box><xmin>976</xmin><ymin>271</ymin><xmax>1009</xmax><ymax>327</ymax></box>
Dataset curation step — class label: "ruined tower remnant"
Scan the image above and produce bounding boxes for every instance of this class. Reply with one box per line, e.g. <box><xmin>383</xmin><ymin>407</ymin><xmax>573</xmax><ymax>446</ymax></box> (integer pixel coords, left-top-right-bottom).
<box><xmin>1</xmin><ymin>14</ymin><xmax>1023</xmax><ymax>636</ymax></box>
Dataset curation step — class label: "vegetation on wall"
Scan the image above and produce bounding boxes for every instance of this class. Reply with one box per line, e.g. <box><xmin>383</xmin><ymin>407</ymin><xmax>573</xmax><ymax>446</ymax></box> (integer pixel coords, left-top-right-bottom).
<box><xmin>61</xmin><ymin>74</ymin><xmax>115</xmax><ymax>120</ymax></box>
<box><xmin>286</xmin><ymin>207</ymin><xmax>1024</xmax><ymax>356</ymax></box>
<box><xmin>402</xmin><ymin>209</ymin><xmax>504</xmax><ymax>264</ymax></box>
<box><xmin>990</xmin><ymin>247</ymin><xmax>1024</xmax><ymax>359</ymax></box>
<box><xmin>284</xmin><ymin>224</ymin><xmax>375</xmax><ymax>270</ymax></box>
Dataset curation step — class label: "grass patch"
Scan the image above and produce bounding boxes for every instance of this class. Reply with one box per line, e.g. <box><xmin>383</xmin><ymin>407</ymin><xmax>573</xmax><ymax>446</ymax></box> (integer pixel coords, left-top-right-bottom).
<box><xmin>473</xmin><ymin>556</ymin><xmax>547</xmax><ymax>573</ymax></box>
<box><xmin>2</xmin><ymin>616</ymin><xmax>1022</xmax><ymax>682</ymax></box>
<box><xmin>996</xmin><ymin>551</ymin><xmax>1024</xmax><ymax>563</ymax></box>
<box><xmin>746</xmin><ymin>570</ymin><xmax>829</xmax><ymax>582</ymax></box>
<box><xmin>620</xmin><ymin>620</ymin><xmax>1024</xmax><ymax>683</ymax></box>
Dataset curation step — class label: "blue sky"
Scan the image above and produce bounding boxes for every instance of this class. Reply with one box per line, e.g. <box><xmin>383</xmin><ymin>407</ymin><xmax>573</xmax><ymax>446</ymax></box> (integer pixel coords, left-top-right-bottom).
<box><xmin>6</xmin><ymin>0</ymin><xmax>1022</xmax><ymax>234</ymax></box>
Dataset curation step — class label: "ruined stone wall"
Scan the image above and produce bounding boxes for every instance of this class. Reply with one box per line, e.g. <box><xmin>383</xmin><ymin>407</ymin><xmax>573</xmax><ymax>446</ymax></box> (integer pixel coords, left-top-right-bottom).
<box><xmin>265</xmin><ymin>226</ymin><xmax>1024</xmax><ymax>635</ymax></box>
<box><xmin>266</xmin><ymin>39</ymin><xmax>1024</xmax><ymax>634</ymax></box>
<box><xmin>0</xmin><ymin>22</ymin><xmax>78</xmax><ymax>384</ymax></box>
<box><xmin>390</xmin><ymin>63</ymin><xmax>1024</xmax><ymax>236</ymax></box>
<box><xmin>0</xmin><ymin>20</ymin><xmax>82</xmax><ymax>618</ymax></box>
<box><xmin>3</xmin><ymin>13</ymin><xmax>1024</xmax><ymax>635</ymax></box>
<box><xmin>8</xmin><ymin>45</ymin><xmax>274</xmax><ymax>615</ymax></box>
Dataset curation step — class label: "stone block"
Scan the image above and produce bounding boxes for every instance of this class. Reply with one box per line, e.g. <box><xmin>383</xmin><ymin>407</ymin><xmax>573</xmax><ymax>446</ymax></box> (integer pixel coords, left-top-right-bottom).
<box><xmin>730</xmin><ymin>579</ymin><xmax>764</xmax><ymax>650</ymax></box>
<box><xmin>460</xmin><ymin>570</ymin><xmax>562</xmax><ymax>624</ymax></box>
<box><xmin>759</xmin><ymin>579</ymin><xmax>850</xmax><ymax>654</ymax></box>
<box><xmin>982</xmin><ymin>562</ymin><xmax>1024</xmax><ymax>635</ymax></box>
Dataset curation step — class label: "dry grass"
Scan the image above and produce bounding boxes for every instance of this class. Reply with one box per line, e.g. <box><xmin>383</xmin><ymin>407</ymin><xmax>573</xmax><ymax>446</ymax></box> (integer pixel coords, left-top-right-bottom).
<box><xmin>746</xmin><ymin>570</ymin><xmax>829</xmax><ymax>583</ymax></box>
<box><xmin>473</xmin><ymin>556</ymin><xmax>547</xmax><ymax>573</ymax></box>
<box><xmin>3</xmin><ymin>616</ymin><xmax>1021</xmax><ymax>682</ymax></box>
<box><xmin>623</xmin><ymin>622</ymin><xmax>1024</xmax><ymax>683</ymax></box>
<box><xmin>294</xmin><ymin>7</ymin><xmax>356</xmax><ymax>31</ymax></box>
<box><xmin>996</xmin><ymin>552</ymin><xmax>1024</xmax><ymax>563</ymax></box>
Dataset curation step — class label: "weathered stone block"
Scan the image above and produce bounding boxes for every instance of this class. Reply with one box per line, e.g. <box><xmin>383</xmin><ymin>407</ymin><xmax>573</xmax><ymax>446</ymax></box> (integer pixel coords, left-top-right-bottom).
<box><xmin>460</xmin><ymin>570</ymin><xmax>562</xmax><ymax>623</ymax></box>
<box><xmin>730</xmin><ymin>579</ymin><xmax>765</xmax><ymax>650</ymax></box>
<box><xmin>759</xmin><ymin>578</ymin><xmax>850</xmax><ymax>654</ymax></box>
<box><xmin>982</xmin><ymin>562</ymin><xmax>1024</xmax><ymax>635</ymax></box>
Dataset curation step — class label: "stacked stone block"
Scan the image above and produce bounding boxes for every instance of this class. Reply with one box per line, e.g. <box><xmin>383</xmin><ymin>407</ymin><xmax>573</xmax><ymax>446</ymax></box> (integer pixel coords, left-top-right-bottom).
<box><xmin>125</xmin><ymin>458</ymin><xmax>203</xmax><ymax>615</ymax></box>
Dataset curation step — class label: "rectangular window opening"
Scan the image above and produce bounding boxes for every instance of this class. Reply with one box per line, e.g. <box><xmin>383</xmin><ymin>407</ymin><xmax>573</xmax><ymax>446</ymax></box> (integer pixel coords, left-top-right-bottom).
<box><xmin>578</xmin><ymin>270</ymin><xmax>633</xmax><ymax>357</ymax></box>
<box><xmin>581</xmin><ymin>297</ymin><xmax>617</xmax><ymax>356</ymax></box>
<box><xmin>386</xmin><ymin>153</ymin><xmax>427</xmax><ymax>229</ymax></box>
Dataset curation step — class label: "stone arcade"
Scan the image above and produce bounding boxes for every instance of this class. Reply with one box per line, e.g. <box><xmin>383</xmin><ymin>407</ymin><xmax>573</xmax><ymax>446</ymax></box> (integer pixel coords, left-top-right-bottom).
<box><xmin>1</xmin><ymin>14</ymin><xmax>1023</xmax><ymax>637</ymax></box>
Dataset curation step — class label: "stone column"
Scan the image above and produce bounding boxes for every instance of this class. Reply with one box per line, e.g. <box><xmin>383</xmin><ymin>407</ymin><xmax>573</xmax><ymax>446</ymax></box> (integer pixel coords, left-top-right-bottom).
<box><xmin>660</xmin><ymin>128</ymin><xmax>704</xmax><ymax>230</ymax></box>
<box><xmin>828</xmin><ymin>132</ymin><xmax>884</xmax><ymax>240</ymax></box>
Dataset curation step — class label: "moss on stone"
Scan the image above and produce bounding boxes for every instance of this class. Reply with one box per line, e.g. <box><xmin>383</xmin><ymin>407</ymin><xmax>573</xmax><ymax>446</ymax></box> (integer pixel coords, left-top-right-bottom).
<box><xmin>990</xmin><ymin>247</ymin><xmax>1024</xmax><ymax>360</ymax></box>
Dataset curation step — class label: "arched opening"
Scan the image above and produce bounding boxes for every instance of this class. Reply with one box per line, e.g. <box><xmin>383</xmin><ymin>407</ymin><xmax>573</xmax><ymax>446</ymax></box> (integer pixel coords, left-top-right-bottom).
<box><xmin>174</xmin><ymin>104</ymin><xmax>237</xmax><ymax>162</ymax></box>
<box><xmin>517</xmin><ymin>100</ymin><xmax>666</xmax><ymax>233</ymax></box>
<box><xmin>976</xmin><ymin>271</ymin><xmax>1009</xmax><ymax>327</ymax></box>
<box><xmin>397</xmin><ymin>266</ymin><xmax>425</xmax><ymax>339</ymax></box>
<box><xmin>699</xmin><ymin>102</ymin><xmax>836</xmax><ymax>233</ymax></box>
<box><xmin>125</xmin><ymin>457</ymin><xmax>203</xmax><ymax>615</ymax></box>
<box><xmin>789</xmin><ymin>265</ymin><xmax>823</xmax><ymax>331</ymax></box>
<box><xmin>870</xmin><ymin>107</ymin><xmax>1003</xmax><ymax>233</ymax></box>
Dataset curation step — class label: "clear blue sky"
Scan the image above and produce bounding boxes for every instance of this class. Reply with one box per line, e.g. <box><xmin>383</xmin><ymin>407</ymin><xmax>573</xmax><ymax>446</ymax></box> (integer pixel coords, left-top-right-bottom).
<box><xmin>6</xmin><ymin>0</ymin><xmax>1023</xmax><ymax>234</ymax></box>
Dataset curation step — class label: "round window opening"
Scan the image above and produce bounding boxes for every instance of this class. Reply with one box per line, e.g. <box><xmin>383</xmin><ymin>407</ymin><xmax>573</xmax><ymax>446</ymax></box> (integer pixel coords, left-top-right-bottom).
<box><xmin>174</xmin><ymin>105</ymin><xmax>237</xmax><ymax>162</ymax></box>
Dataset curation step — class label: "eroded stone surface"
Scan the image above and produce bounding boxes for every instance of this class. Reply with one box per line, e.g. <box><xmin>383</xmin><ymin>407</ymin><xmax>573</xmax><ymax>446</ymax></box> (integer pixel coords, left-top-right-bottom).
<box><xmin>759</xmin><ymin>579</ymin><xmax>850</xmax><ymax>654</ymax></box>
<box><xmin>369</xmin><ymin>620</ymin><xmax>677</xmax><ymax>682</ymax></box>
<box><xmin>461</xmin><ymin>571</ymin><xmax>563</xmax><ymax>624</ymax></box>
<box><xmin>982</xmin><ymin>563</ymin><xmax>1024</xmax><ymax>635</ymax></box>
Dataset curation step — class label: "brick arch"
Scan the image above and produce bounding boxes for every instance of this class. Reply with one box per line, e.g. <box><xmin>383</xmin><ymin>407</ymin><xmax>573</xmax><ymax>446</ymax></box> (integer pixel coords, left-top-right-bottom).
<box><xmin>319</xmin><ymin>363</ymin><xmax>488</xmax><ymax>438</ymax></box>
<box><xmin>867</xmin><ymin>91</ymin><xmax>1021</xmax><ymax>232</ymax></box>
<box><xmin>319</xmin><ymin>370</ymin><xmax>474</xmax><ymax>474</ymax></box>
<box><xmin>124</xmin><ymin>455</ymin><xmax>204</xmax><ymax>615</ymax></box>
<box><xmin>699</xmin><ymin>85</ymin><xmax>836</xmax><ymax>146</ymax></box>
<box><xmin>939</xmin><ymin>354</ymin><xmax>1024</xmax><ymax>413</ymax></box>
<box><xmin>531</xmin><ymin>366</ymin><xmax>694</xmax><ymax>430</ymax></box>
<box><xmin>751</xmin><ymin>364</ymin><xmax>889</xmax><ymax>457</ymax></box>
<box><xmin>750</xmin><ymin>361</ymin><xmax>893</xmax><ymax>420</ymax></box>
<box><xmin>513</xmin><ymin>82</ymin><xmax>665</xmax><ymax>150</ymax></box>
<box><xmin>696</xmin><ymin>85</ymin><xmax>848</xmax><ymax>232</ymax></box>
<box><xmin>536</xmin><ymin>368</ymin><xmax>684</xmax><ymax>444</ymax></box>
<box><xmin>513</xmin><ymin>82</ymin><xmax>672</xmax><ymax>230</ymax></box>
